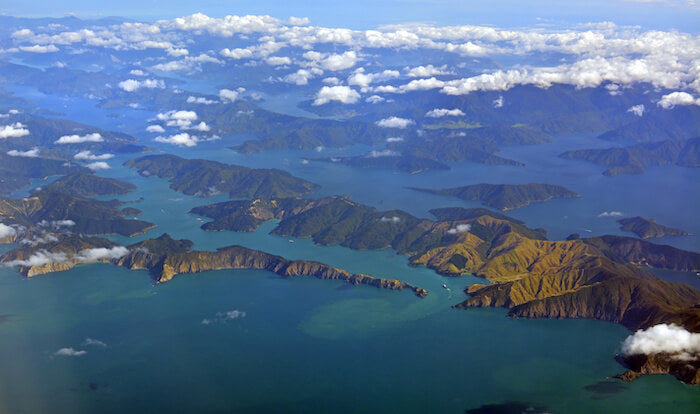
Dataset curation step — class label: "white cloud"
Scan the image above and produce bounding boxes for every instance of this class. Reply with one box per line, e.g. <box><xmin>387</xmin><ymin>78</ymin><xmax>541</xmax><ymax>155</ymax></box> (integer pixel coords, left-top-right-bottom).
<box><xmin>7</xmin><ymin>147</ymin><xmax>39</xmax><ymax>157</ymax></box>
<box><xmin>86</xmin><ymin>161</ymin><xmax>110</xmax><ymax>170</ymax></box>
<box><xmin>425</xmin><ymin>108</ymin><xmax>465</xmax><ymax>118</ymax></box>
<box><xmin>348</xmin><ymin>69</ymin><xmax>400</xmax><ymax>88</ymax></box>
<box><xmin>186</xmin><ymin>96</ymin><xmax>217</xmax><ymax>104</ymax></box>
<box><xmin>266</xmin><ymin>56</ymin><xmax>291</xmax><ymax>66</ymax></box>
<box><xmin>320</xmin><ymin>51</ymin><xmax>358</xmax><ymax>71</ymax></box>
<box><xmin>202</xmin><ymin>309</ymin><xmax>247</xmax><ymax>325</ymax></box>
<box><xmin>219</xmin><ymin>88</ymin><xmax>239</xmax><ymax>103</ymax></box>
<box><xmin>622</xmin><ymin>324</ymin><xmax>700</xmax><ymax>361</ymax></box>
<box><xmin>155</xmin><ymin>110</ymin><xmax>198</xmax><ymax>129</ymax></box>
<box><xmin>220</xmin><ymin>47</ymin><xmax>254</xmax><ymax>59</ymax></box>
<box><xmin>0</xmin><ymin>223</ymin><xmax>17</xmax><ymax>239</ymax></box>
<box><xmin>313</xmin><ymin>86</ymin><xmax>361</xmax><ymax>105</ymax></box>
<box><xmin>405</xmin><ymin>64</ymin><xmax>449</xmax><ymax>77</ymax></box>
<box><xmin>322</xmin><ymin>77</ymin><xmax>340</xmax><ymax>85</ymax></box>
<box><xmin>146</xmin><ymin>125</ymin><xmax>166</xmax><ymax>133</ymax></box>
<box><xmin>493</xmin><ymin>95</ymin><xmax>504</xmax><ymax>108</ymax></box>
<box><xmin>0</xmin><ymin>122</ymin><xmax>30</xmax><ymax>139</ymax></box>
<box><xmin>20</xmin><ymin>44</ymin><xmax>59</xmax><ymax>53</ymax></box>
<box><xmin>55</xmin><ymin>133</ymin><xmax>103</xmax><ymax>144</ymax></box>
<box><xmin>386</xmin><ymin>137</ymin><xmax>404</xmax><ymax>143</ymax></box>
<box><xmin>74</xmin><ymin>246</ymin><xmax>129</xmax><ymax>262</ymax></box>
<box><xmin>657</xmin><ymin>91</ymin><xmax>700</xmax><ymax>109</ymax></box>
<box><xmin>598</xmin><ymin>211</ymin><xmax>624</xmax><ymax>217</ymax></box>
<box><xmin>118</xmin><ymin>78</ymin><xmax>165</xmax><ymax>92</ymax></box>
<box><xmin>155</xmin><ymin>132</ymin><xmax>199</xmax><ymax>147</ymax></box>
<box><xmin>380</xmin><ymin>216</ymin><xmax>401</xmax><ymax>223</ymax></box>
<box><xmin>190</xmin><ymin>121</ymin><xmax>210</xmax><ymax>132</ymax></box>
<box><xmin>627</xmin><ymin>104</ymin><xmax>645</xmax><ymax>116</ymax></box>
<box><xmin>366</xmin><ymin>95</ymin><xmax>385</xmax><ymax>104</ymax></box>
<box><xmin>74</xmin><ymin>150</ymin><xmax>114</xmax><ymax>161</ymax></box>
<box><xmin>54</xmin><ymin>347</ymin><xmax>86</xmax><ymax>357</ymax></box>
<box><xmin>447</xmin><ymin>224</ymin><xmax>471</xmax><ymax>234</ymax></box>
<box><xmin>283</xmin><ymin>68</ymin><xmax>323</xmax><ymax>85</ymax></box>
<box><xmin>367</xmin><ymin>149</ymin><xmax>400</xmax><ymax>158</ymax></box>
<box><xmin>376</xmin><ymin>117</ymin><xmax>415</xmax><ymax>129</ymax></box>
<box><xmin>129</xmin><ymin>69</ymin><xmax>146</xmax><ymax>76</ymax></box>
<box><xmin>4</xmin><ymin>250</ymin><xmax>69</xmax><ymax>267</ymax></box>
<box><xmin>38</xmin><ymin>220</ymin><xmax>75</xmax><ymax>229</ymax></box>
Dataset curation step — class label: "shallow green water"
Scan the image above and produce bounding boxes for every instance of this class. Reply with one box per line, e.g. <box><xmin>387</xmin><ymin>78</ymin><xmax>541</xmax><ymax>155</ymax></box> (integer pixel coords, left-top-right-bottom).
<box><xmin>0</xmin><ymin>87</ymin><xmax>698</xmax><ymax>413</ymax></box>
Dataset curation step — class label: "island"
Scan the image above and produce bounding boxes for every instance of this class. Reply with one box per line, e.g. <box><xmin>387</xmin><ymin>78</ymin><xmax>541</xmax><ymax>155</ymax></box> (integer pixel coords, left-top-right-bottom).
<box><xmin>0</xmin><ymin>232</ymin><xmax>427</xmax><ymax>297</ymax></box>
<box><xmin>617</xmin><ymin>216</ymin><xmax>691</xmax><ymax>239</ymax></box>
<box><xmin>0</xmin><ymin>189</ymin><xmax>155</xmax><ymax>236</ymax></box>
<box><xmin>408</xmin><ymin>183</ymin><xmax>580</xmax><ymax>210</ymax></box>
<box><xmin>125</xmin><ymin>154</ymin><xmax>319</xmax><ymax>199</ymax></box>
<box><xmin>559</xmin><ymin>138</ymin><xmax>700</xmax><ymax>175</ymax></box>
<box><xmin>38</xmin><ymin>172</ymin><xmax>137</xmax><ymax>197</ymax></box>
<box><xmin>0</xmin><ymin>151</ymin><xmax>88</xmax><ymax>195</ymax></box>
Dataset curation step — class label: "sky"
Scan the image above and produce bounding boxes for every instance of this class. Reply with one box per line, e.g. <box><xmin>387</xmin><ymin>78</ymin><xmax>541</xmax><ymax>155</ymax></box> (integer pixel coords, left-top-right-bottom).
<box><xmin>0</xmin><ymin>0</ymin><xmax>698</xmax><ymax>32</ymax></box>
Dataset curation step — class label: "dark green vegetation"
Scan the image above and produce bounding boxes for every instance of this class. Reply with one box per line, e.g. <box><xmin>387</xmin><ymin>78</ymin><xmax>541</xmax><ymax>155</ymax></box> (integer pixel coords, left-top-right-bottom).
<box><xmin>0</xmin><ymin>189</ymin><xmax>155</xmax><ymax>236</ymax></box>
<box><xmin>191</xmin><ymin>196</ymin><xmax>700</xmax><ymax>332</ymax></box>
<box><xmin>409</xmin><ymin>183</ymin><xmax>580</xmax><ymax>210</ymax></box>
<box><xmin>39</xmin><ymin>172</ymin><xmax>136</xmax><ymax>197</ymax></box>
<box><xmin>614</xmin><ymin>353</ymin><xmax>700</xmax><ymax>385</ymax></box>
<box><xmin>0</xmin><ymin>151</ymin><xmax>87</xmax><ymax>195</ymax></box>
<box><xmin>125</xmin><ymin>154</ymin><xmax>319</xmax><ymax>199</ymax></box>
<box><xmin>560</xmin><ymin>138</ymin><xmax>700</xmax><ymax>175</ymax></box>
<box><xmin>0</xmin><ymin>233</ymin><xmax>427</xmax><ymax>297</ymax></box>
<box><xmin>617</xmin><ymin>216</ymin><xmax>691</xmax><ymax>239</ymax></box>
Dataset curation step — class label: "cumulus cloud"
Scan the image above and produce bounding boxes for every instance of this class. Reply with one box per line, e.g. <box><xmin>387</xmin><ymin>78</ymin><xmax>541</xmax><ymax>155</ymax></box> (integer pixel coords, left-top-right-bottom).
<box><xmin>129</xmin><ymin>69</ymin><xmax>146</xmax><ymax>76</ymax></box>
<box><xmin>219</xmin><ymin>88</ymin><xmax>238</xmax><ymax>103</ymax></box>
<box><xmin>155</xmin><ymin>110</ymin><xmax>198</xmax><ymax>129</ymax></box>
<box><xmin>38</xmin><ymin>219</ymin><xmax>75</xmax><ymax>229</ymax></box>
<box><xmin>621</xmin><ymin>324</ymin><xmax>700</xmax><ymax>361</ymax></box>
<box><xmin>447</xmin><ymin>224</ymin><xmax>471</xmax><ymax>234</ymax></box>
<box><xmin>266</xmin><ymin>56</ymin><xmax>291</xmax><ymax>66</ymax></box>
<box><xmin>146</xmin><ymin>125</ymin><xmax>166</xmax><ymax>133</ymax></box>
<box><xmin>54</xmin><ymin>347</ymin><xmax>86</xmax><ymax>357</ymax></box>
<box><xmin>320</xmin><ymin>51</ymin><xmax>358</xmax><ymax>71</ymax></box>
<box><xmin>118</xmin><ymin>78</ymin><xmax>165</xmax><ymax>92</ymax></box>
<box><xmin>657</xmin><ymin>91</ymin><xmax>700</xmax><ymax>109</ymax></box>
<box><xmin>366</xmin><ymin>149</ymin><xmax>400</xmax><ymax>158</ymax></box>
<box><xmin>376</xmin><ymin>117</ymin><xmax>415</xmax><ymax>128</ymax></box>
<box><xmin>55</xmin><ymin>133</ymin><xmax>103</xmax><ymax>144</ymax></box>
<box><xmin>426</xmin><ymin>108</ymin><xmax>465</xmax><ymax>118</ymax></box>
<box><xmin>627</xmin><ymin>104</ymin><xmax>645</xmax><ymax>117</ymax></box>
<box><xmin>405</xmin><ymin>64</ymin><xmax>449</xmax><ymax>77</ymax></box>
<box><xmin>7</xmin><ymin>147</ymin><xmax>39</xmax><ymax>157</ymax></box>
<box><xmin>366</xmin><ymin>95</ymin><xmax>385</xmax><ymax>104</ymax></box>
<box><xmin>348</xmin><ymin>68</ymin><xmax>400</xmax><ymax>88</ymax></box>
<box><xmin>386</xmin><ymin>137</ymin><xmax>404</xmax><ymax>142</ymax></box>
<box><xmin>155</xmin><ymin>132</ymin><xmax>199</xmax><ymax>147</ymax></box>
<box><xmin>220</xmin><ymin>47</ymin><xmax>254</xmax><ymax>59</ymax></box>
<box><xmin>0</xmin><ymin>223</ymin><xmax>17</xmax><ymax>239</ymax></box>
<box><xmin>86</xmin><ymin>161</ymin><xmax>111</xmax><ymax>170</ymax></box>
<box><xmin>74</xmin><ymin>150</ymin><xmax>113</xmax><ymax>161</ymax></box>
<box><xmin>313</xmin><ymin>86</ymin><xmax>360</xmax><ymax>105</ymax></box>
<box><xmin>283</xmin><ymin>68</ymin><xmax>323</xmax><ymax>85</ymax></box>
<box><xmin>0</xmin><ymin>122</ymin><xmax>30</xmax><ymax>139</ymax></box>
<box><xmin>598</xmin><ymin>211</ymin><xmax>624</xmax><ymax>217</ymax></box>
<box><xmin>74</xmin><ymin>246</ymin><xmax>129</xmax><ymax>262</ymax></box>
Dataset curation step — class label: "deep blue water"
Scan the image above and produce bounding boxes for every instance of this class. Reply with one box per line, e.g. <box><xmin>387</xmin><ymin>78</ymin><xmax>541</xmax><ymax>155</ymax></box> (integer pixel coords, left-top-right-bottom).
<box><xmin>0</xmin><ymin>86</ymin><xmax>698</xmax><ymax>413</ymax></box>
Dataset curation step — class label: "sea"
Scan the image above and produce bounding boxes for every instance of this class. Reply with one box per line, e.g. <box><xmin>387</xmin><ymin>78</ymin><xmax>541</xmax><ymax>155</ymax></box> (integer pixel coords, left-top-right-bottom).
<box><xmin>0</xmin><ymin>84</ymin><xmax>698</xmax><ymax>413</ymax></box>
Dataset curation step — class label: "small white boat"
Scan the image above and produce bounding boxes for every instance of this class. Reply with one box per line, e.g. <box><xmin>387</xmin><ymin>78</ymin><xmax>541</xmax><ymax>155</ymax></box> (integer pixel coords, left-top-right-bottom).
<box><xmin>288</xmin><ymin>239</ymin><xmax>295</xmax><ymax>243</ymax></box>
<box><xmin>442</xmin><ymin>284</ymin><xmax>449</xmax><ymax>290</ymax></box>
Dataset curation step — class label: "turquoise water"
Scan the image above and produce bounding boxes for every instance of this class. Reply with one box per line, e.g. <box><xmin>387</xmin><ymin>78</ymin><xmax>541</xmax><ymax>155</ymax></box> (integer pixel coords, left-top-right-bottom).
<box><xmin>0</xmin><ymin>87</ymin><xmax>698</xmax><ymax>413</ymax></box>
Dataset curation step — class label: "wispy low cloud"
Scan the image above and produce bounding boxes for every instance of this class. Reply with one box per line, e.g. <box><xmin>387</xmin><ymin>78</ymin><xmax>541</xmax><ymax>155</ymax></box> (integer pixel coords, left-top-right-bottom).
<box><xmin>38</xmin><ymin>219</ymin><xmax>75</xmax><ymax>229</ymax></box>
<box><xmin>493</xmin><ymin>95</ymin><xmax>504</xmax><ymax>108</ymax></box>
<box><xmin>54</xmin><ymin>347</ymin><xmax>86</xmax><ymax>357</ymax></box>
<box><xmin>598</xmin><ymin>211</ymin><xmax>624</xmax><ymax>217</ymax></box>
<box><xmin>7</xmin><ymin>147</ymin><xmax>39</xmax><ymax>157</ymax></box>
<box><xmin>366</xmin><ymin>149</ymin><xmax>400</xmax><ymax>158</ymax></box>
<box><xmin>0</xmin><ymin>223</ymin><xmax>17</xmax><ymax>239</ymax></box>
<box><xmin>622</xmin><ymin>323</ymin><xmax>700</xmax><ymax>361</ymax></box>
<box><xmin>4</xmin><ymin>250</ymin><xmax>69</xmax><ymax>267</ymax></box>
<box><xmin>380</xmin><ymin>216</ymin><xmax>401</xmax><ymax>223</ymax></box>
<box><xmin>83</xmin><ymin>338</ymin><xmax>107</xmax><ymax>347</ymax></box>
<box><xmin>0</xmin><ymin>122</ymin><xmax>30</xmax><ymax>139</ymax></box>
<box><xmin>55</xmin><ymin>133</ymin><xmax>103</xmax><ymax>144</ymax></box>
<box><xmin>201</xmin><ymin>309</ymin><xmax>247</xmax><ymax>325</ymax></box>
<box><xmin>187</xmin><ymin>96</ymin><xmax>217</xmax><ymax>104</ymax></box>
<box><xmin>74</xmin><ymin>246</ymin><xmax>129</xmax><ymax>262</ymax></box>
<box><xmin>425</xmin><ymin>108</ymin><xmax>465</xmax><ymax>118</ymax></box>
<box><xmin>447</xmin><ymin>224</ymin><xmax>471</xmax><ymax>234</ymax></box>
<box><xmin>376</xmin><ymin>117</ymin><xmax>415</xmax><ymax>129</ymax></box>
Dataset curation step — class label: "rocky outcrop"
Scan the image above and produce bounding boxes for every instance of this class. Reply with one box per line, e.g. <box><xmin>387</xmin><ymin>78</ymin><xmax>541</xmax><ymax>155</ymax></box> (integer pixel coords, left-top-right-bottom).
<box><xmin>614</xmin><ymin>353</ymin><xmax>700</xmax><ymax>385</ymax></box>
